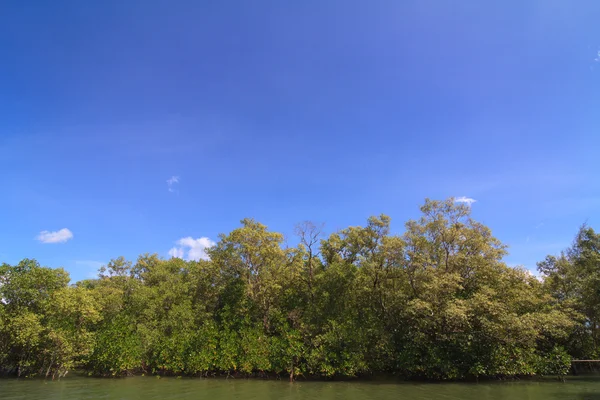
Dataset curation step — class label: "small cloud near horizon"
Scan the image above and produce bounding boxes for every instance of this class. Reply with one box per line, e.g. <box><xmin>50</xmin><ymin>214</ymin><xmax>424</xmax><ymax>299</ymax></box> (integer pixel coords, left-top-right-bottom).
<box><xmin>36</xmin><ymin>228</ymin><xmax>73</xmax><ymax>244</ymax></box>
<box><xmin>75</xmin><ymin>260</ymin><xmax>104</xmax><ymax>269</ymax></box>
<box><xmin>454</xmin><ymin>196</ymin><xmax>477</xmax><ymax>206</ymax></box>
<box><xmin>169</xmin><ymin>236</ymin><xmax>215</xmax><ymax>261</ymax></box>
<box><xmin>167</xmin><ymin>176</ymin><xmax>179</xmax><ymax>193</ymax></box>
<box><xmin>75</xmin><ymin>260</ymin><xmax>105</xmax><ymax>279</ymax></box>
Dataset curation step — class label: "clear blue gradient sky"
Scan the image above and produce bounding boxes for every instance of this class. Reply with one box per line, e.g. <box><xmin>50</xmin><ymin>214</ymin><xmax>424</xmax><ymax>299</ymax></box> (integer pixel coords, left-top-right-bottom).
<box><xmin>1</xmin><ymin>1</ymin><xmax>599</xmax><ymax>282</ymax></box>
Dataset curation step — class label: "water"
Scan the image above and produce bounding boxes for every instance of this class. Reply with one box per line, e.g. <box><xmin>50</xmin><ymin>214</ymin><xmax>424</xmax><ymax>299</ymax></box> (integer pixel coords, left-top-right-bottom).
<box><xmin>1</xmin><ymin>375</ymin><xmax>600</xmax><ymax>400</ymax></box>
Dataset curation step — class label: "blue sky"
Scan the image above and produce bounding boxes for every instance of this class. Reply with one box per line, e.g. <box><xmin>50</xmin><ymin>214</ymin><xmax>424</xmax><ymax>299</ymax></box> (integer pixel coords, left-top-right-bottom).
<box><xmin>1</xmin><ymin>1</ymin><xmax>599</xmax><ymax>282</ymax></box>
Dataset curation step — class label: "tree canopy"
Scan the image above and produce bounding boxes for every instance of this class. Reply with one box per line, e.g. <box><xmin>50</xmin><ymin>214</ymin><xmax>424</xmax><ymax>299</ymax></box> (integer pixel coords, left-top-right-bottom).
<box><xmin>0</xmin><ymin>199</ymin><xmax>595</xmax><ymax>380</ymax></box>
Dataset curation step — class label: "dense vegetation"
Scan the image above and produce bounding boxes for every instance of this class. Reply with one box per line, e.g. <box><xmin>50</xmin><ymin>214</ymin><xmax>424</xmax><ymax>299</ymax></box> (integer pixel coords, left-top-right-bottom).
<box><xmin>1</xmin><ymin>199</ymin><xmax>598</xmax><ymax>380</ymax></box>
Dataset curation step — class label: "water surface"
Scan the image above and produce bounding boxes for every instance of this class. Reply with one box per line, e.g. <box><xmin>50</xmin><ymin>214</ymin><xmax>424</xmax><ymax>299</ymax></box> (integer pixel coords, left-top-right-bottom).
<box><xmin>1</xmin><ymin>375</ymin><xmax>600</xmax><ymax>400</ymax></box>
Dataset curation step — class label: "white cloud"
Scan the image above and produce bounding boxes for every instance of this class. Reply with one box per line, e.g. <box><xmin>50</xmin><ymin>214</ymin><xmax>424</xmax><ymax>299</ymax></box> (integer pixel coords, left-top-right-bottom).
<box><xmin>454</xmin><ymin>196</ymin><xmax>477</xmax><ymax>205</ymax></box>
<box><xmin>525</xmin><ymin>269</ymin><xmax>543</xmax><ymax>281</ymax></box>
<box><xmin>169</xmin><ymin>236</ymin><xmax>215</xmax><ymax>261</ymax></box>
<box><xmin>36</xmin><ymin>228</ymin><xmax>73</xmax><ymax>244</ymax></box>
<box><xmin>167</xmin><ymin>176</ymin><xmax>179</xmax><ymax>193</ymax></box>
<box><xmin>168</xmin><ymin>247</ymin><xmax>184</xmax><ymax>258</ymax></box>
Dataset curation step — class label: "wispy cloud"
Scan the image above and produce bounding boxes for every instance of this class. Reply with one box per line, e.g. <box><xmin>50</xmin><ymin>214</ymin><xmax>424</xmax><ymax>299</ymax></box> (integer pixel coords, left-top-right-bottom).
<box><xmin>167</xmin><ymin>176</ymin><xmax>179</xmax><ymax>193</ymax></box>
<box><xmin>36</xmin><ymin>228</ymin><xmax>73</xmax><ymax>244</ymax></box>
<box><xmin>75</xmin><ymin>260</ymin><xmax>104</xmax><ymax>269</ymax></box>
<box><xmin>75</xmin><ymin>260</ymin><xmax>105</xmax><ymax>279</ymax></box>
<box><xmin>591</xmin><ymin>49</ymin><xmax>599</xmax><ymax>71</ymax></box>
<box><xmin>454</xmin><ymin>196</ymin><xmax>477</xmax><ymax>205</ymax></box>
<box><xmin>169</xmin><ymin>237</ymin><xmax>215</xmax><ymax>261</ymax></box>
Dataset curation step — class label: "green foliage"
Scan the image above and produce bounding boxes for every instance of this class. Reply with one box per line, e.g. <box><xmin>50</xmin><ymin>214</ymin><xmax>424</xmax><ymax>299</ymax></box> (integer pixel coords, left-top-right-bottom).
<box><xmin>538</xmin><ymin>225</ymin><xmax>600</xmax><ymax>359</ymax></box>
<box><xmin>1</xmin><ymin>198</ymin><xmax>597</xmax><ymax>380</ymax></box>
<box><xmin>86</xmin><ymin>314</ymin><xmax>142</xmax><ymax>376</ymax></box>
<box><xmin>536</xmin><ymin>346</ymin><xmax>572</xmax><ymax>377</ymax></box>
<box><xmin>0</xmin><ymin>261</ymin><xmax>97</xmax><ymax>378</ymax></box>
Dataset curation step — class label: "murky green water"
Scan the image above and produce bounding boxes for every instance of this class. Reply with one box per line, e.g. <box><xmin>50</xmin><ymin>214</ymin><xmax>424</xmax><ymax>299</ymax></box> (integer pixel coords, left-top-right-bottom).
<box><xmin>1</xmin><ymin>375</ymin><xmax>600</xmax><ymax>400</ymax></box>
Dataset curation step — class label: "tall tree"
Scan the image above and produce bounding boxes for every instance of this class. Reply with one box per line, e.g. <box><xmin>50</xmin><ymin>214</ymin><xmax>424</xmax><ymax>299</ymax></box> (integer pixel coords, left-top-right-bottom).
<box><xmin>538</xmin><ymin>225</ymin><xmax>600</xmax><ymax>358</ymax></box>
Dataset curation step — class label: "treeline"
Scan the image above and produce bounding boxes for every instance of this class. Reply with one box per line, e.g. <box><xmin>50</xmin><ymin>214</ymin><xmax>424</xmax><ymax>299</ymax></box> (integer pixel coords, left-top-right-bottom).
<box><xmin>1</xmin><ymin>199</ymin><xmax>599</xmax><ymax>380</ymax></box>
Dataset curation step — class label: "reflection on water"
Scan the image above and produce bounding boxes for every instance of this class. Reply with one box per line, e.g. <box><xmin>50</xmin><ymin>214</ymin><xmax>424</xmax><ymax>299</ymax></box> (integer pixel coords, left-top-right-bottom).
<box><xmin>1</xmin><ymin>375</ymin><xmax>600</xmax><ymax>400</ymax></box>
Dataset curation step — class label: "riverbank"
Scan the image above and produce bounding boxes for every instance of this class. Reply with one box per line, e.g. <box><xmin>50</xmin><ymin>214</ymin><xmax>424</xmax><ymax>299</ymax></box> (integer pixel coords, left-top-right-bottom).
<box><xmin>16</xmin><ymin>368</ymin><xmax>586</xmax><ymax>383</ymax></box>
